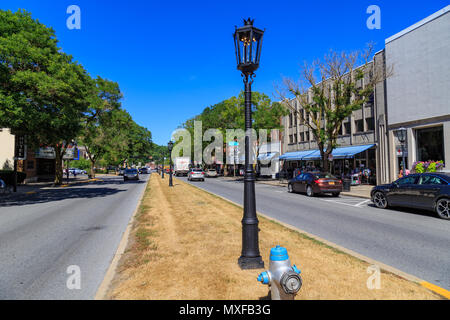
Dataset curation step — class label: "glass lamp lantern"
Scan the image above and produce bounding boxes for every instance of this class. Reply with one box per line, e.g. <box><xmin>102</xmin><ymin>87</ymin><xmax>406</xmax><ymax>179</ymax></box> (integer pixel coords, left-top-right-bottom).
<box><xmin>233</xmin><ymin>18</ymin><xmax>265</xmax><ymax>75</ymax></box>
<box><xmin>397</xmin><ymin>127</ymin><xmax>407</xmax><ymax>144</ymax></box>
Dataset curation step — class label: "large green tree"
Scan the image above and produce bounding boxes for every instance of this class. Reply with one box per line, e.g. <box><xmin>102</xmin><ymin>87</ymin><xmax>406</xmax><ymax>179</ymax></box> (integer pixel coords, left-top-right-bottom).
<box><xmin>79</xmin><ymin>77</ymin><xmax>123</xmax><ymax>178</ymax></box>
<box><xmin>182</xmin><ymin>91</ymin><xmax>288</xmax><ymax>161</ymax></box>
<box><xmin>0</xmin><ymin>10</ymin><xmax>94</xmax><ymax>184</ymax></box>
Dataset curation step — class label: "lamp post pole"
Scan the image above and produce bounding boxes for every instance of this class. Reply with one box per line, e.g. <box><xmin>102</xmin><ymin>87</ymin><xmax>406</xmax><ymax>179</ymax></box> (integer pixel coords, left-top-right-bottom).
<box><xmin>234</xmin><ymin>18</ymin><xmax>265</xmax><ymax>270</ymax></box>
<box><xmin>162</xmin><ymin>157</ymin><xmax>165</xmax><ymax>179</ymax></box>
<box><xmin>168</xmin><ymin>141</ymin><xmax>174</xmax><ymax>187</ymax></box>
<box><xmin>238</xmin><ymin>72</ymin><xmax>264</xmax><ymax>270</ymax></box>
<box><xmin>397</xmin><ymin>128</ymin><xmax>407</xmax><ymax>177</ymax></box>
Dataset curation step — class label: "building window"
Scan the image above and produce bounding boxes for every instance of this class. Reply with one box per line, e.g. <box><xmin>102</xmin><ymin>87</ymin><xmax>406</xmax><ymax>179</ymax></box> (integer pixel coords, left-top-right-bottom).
<box><xmin>344</xmin><ymin>122</ymin><xmax>351</xmax><ymax>135</ymax></box>
<box><xmin>305</xmin><ymin>131</ymin><xmax>310</xmax><ymax>141</ymax></box>
<box><xmin>300</xmin><ymin>132</ymin><xmax>305</xmax><ymax>142</ymax></box>
<box><xmin>416</xmin><ymin>126</ymin><xmax>445</xmax><ymax>163</ymax></box>
<box><xmin>289</xmin><ymin>134</ymin><xmax>293</xmax><ymax>144</ymax></box>
<box><xmin>366</xmin><ymin>117</ymin><xmax>375</xmax><ymax>131</ymax></box>
<box><xmin>355</xmin><ymin>119</ymin><xmax>364</xmax><ymax>133</ymax></box>
<box><xmin>289</xmin><ymin>114</ymin><xmax>293</xmax><ymax>128</ymax></box>
<box><xmin>338</xmin><ymin>125</ymin><xmax>343</xmax><ymax>136</ymax></box>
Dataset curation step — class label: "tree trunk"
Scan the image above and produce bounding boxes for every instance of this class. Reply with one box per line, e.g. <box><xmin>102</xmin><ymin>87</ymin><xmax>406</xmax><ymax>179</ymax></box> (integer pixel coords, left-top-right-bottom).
<box><xmin>90</xmin><ymin>160</ymin><xmax>96</xmax><ymax>179</ymax></box>
<box><xmin>322</xmin><ymin>154</ymin><xmax>330</xmax><ymax>173</ymax></box>
<box><xmin>54</xmin><ymin>146</ymin><xmax>64</xmax><ymax>185</ymax></box>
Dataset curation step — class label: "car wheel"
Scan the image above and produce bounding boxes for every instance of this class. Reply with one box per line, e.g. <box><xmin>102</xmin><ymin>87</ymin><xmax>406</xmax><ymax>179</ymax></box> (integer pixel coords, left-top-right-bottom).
<box><xmin>435</xmin><ymin>198</ymin><xmax>450</xmax><ymax>220</ymax></box>
<box><xmin>373</xmin><ymin>191</ymin><xmax>388</xmax><ymax>209</ymax></box>
<box><xmin>306</xmin><ymin>185</ymin><xmax>314</xmax><ymax>197</ymax></box>
<box><xmin>288</xmin><ymin>184</ymin><xmax>293</xmax><ymax>193</ymax></box>
<box><xmin>332</xmin><ymin>192</ymin><xmax>340</xmax><ymax>197</ymax></box>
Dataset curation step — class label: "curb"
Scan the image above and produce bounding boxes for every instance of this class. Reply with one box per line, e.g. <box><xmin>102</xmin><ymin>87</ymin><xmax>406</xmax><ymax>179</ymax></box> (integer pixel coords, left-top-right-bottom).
<box><xmin>177</xmin><ymin>177</ymin><xmax>449</xmax><ymax>300</ymax></box>
<box><xmin>94</xmin><ymin>176</ymin><xmax>150</xmax><ymax>300</ymax></box>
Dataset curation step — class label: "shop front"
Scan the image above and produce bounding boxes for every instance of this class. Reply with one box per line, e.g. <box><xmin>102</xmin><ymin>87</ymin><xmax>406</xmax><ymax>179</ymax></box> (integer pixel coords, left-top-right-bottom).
<box><xmin>279</xmin><ymin>144</ymin><xmax>377</xmax><ymax>184</ymax></box>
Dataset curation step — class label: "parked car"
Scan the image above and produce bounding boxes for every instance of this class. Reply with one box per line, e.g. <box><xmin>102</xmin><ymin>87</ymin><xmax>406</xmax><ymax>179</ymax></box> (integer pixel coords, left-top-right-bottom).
<box><xmin>119</xmin><ymin>168</ymin><xmax>125</xmax><ymax>176</ymax></box>
<box><xmin>371</xmin><ymin>173</ymin><xmax>450</xmax><ymax>220</ymax></box>
<box><xmin>139</xmin><ymin>167</ymin><xmax>149</xmax><ymax>174</ymax></box>
<box><xmin>288</xmin><ymin>172</ymin><xmax>343</xmax><ymax>197</ymax></box>
<box><xmin>188</xmin><ymin>168</ymin><xmax>205</xmax><ymax>182</ymax></box>
<box><xmin>69</xmin><ymin>168</ymin><xmax>83</xmax><ymax>175</ymax></box>
<box><xmin>205</xmin><ymin>169</ymin><xmax>218</xmax><ymax>178</ymax></box>
<box><xmin>124</xmin><ymin>169</ymin><xmax>139</xmax><ymax>181</ymax></box>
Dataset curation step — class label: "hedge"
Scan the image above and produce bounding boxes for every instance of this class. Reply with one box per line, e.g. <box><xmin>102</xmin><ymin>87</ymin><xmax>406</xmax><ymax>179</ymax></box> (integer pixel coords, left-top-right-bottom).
<box><xmin>0</xmin><ymin>170</ymin><xmax>27</xmax><ymax>185</ymax></box>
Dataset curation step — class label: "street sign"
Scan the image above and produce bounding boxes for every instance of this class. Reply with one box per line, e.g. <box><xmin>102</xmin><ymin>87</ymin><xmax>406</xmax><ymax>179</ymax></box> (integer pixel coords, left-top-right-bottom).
<box><xmin>14</xmin><ymin>135</ymin><xmax>27</xmax><ymax>160</ymax></box>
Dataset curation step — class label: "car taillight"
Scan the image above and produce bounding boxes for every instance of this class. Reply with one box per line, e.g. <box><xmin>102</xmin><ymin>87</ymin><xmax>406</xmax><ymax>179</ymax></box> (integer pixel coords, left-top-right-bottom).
<box><xmin>202</xmin><ymin>172</ymin><xmax>205</xmax><ymax>175</ymax></box>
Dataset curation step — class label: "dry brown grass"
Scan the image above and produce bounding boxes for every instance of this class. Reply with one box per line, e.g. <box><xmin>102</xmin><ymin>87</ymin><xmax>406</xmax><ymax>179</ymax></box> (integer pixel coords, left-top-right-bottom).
<box><xmin>106</xmin><ymin>174</ymin><xmax>441</xmax><ymax>300</ymax></box>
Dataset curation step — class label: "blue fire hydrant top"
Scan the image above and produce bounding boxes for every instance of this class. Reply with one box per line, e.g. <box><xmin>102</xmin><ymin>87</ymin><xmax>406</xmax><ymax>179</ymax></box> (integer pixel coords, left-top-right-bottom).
<box><xmin>270</xmin><ymin>245</ymin><xmax>289</xmax><ymax>261</ymax></box>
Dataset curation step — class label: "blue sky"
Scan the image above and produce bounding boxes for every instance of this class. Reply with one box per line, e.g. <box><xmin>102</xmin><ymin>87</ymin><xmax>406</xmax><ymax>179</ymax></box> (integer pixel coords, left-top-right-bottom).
<box><xmin>1</xmin><ymin>0</ymin><xmax>448</xmax><ymax>145</ymax></box>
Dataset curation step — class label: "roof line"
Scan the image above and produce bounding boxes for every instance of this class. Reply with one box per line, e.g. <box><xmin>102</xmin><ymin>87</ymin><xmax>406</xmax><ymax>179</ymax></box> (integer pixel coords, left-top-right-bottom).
<box><xmin>386</xmin><ymin>5</ymin><xmax>450</xmax><ymax>44</ymax></box>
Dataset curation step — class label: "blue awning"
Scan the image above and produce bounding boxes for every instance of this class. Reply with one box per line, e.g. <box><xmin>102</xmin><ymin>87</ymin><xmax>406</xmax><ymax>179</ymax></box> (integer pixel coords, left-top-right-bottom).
<box><xmin>331</xmin><ymin>144</ymin><xmax>375</xmax><ymax>159</ymax></box>
<box><xmin>282</xmin><ymin>144</ymin><xmax>376</xmax><ymax>161</ymax></box>
<box><xmin>279</xmin><ymin>150</ymin><xmax>317</xmax><ymax>161</ymax></box>
<box><xmin>302</xmin><ymin>150</ymin><xmax>322</xmax><ymax>160</ymax></box>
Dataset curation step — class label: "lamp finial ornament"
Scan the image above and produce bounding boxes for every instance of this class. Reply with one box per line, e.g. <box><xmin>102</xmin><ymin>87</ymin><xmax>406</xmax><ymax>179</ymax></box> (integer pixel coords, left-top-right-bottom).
<box><xmin>243</xmin><ymin>18</ymin><xmax>254</xmax><ymax>26</ymax></box>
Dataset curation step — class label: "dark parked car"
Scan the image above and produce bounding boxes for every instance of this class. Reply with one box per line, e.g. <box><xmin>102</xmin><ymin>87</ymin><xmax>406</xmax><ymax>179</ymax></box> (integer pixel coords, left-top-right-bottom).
<box><xmin>288</xmin><ymin>172</ymin><xmax>343</xmax><ymax>197</ymax></box>
<box><xmin>124</xmin><ymin>169</ymin><xmax>139</xmax><ymax>181</ymax></box>
<box><xmin>371</xmin><ymin>173</ymin><xmax>450</xmax><ymax>220</ymax></box>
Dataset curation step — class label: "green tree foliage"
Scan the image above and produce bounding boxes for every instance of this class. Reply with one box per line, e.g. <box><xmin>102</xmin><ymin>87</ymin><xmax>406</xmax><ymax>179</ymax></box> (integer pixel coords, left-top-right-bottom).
<box><xmin>0</xmin><ymin>9</ymin><xmax>94</xmax><ymax>184</ymax></box>
<box><xmin>79</xmin><ymin>76</ymin><xmax>123</xmax><ymax>178</ymax></box>
<box><xmin>181</xmin><ymin>91</ymin><xmax>288</xmax><ymax>160</ymax></box>
<box><xmin>0</xmin><ymin>9</ymin><xmax>154</xmax><ymax>182</ymax></box>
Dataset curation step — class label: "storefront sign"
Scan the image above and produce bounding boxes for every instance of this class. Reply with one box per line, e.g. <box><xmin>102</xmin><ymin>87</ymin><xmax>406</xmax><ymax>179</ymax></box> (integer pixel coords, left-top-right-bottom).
<box><xmin>14</xmin><ymin>135</ymin><xmax>27</xmax><ymax>160</ymax></box>
<box><xmin>35</xmin><ymin>147</ymin><xmax>79</xmax><ymax>160</ymax></box>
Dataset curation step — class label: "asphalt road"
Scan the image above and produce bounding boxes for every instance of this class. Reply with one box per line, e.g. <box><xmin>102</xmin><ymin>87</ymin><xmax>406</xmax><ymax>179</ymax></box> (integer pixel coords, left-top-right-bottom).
<box><xmin>0</xmin><ymin>174</ymin><xmax>149</xmax><ymax>300</ymax></box>
<box><xmin>178</xmin><ymin>176</ymin><xmax>450</xmax><ymax>290</ymax></box>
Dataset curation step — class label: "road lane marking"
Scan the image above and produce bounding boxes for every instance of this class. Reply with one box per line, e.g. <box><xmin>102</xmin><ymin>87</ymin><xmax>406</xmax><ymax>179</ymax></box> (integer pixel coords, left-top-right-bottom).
<box><xmin>356</xmin><ymin>199</ymin><xmax>372</xmax><ymax>207</ymax></box>
<box><xmin>323</xmin><ymin>198</ymin><xmax>372</xmax><ymax>208</ymax></box>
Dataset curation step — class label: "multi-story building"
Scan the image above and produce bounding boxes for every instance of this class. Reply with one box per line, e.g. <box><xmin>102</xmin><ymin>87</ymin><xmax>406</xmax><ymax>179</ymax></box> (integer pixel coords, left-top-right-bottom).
<box><xmin>280</xmin><ymin>5</ymin><xmax>449</xmax><ymax>185</ymax></box>
<box><xmin>381</xmin><ymin>5</ymin><xmax>450</xmax><ymax>181</ymax></box>
<box><xmin>280</xmin><ymin>61</ymin><xmax>381</xmax><ymax>184</ymax></box>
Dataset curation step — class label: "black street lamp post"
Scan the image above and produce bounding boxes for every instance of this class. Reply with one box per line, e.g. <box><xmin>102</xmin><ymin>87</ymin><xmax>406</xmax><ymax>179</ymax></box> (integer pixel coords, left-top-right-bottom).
<box><xmin>234</xmin><ymin>18</ymin><xmax>265</xmax><ymax>270</ymax></box>
<box><xmin>162</xmin><ymin>157</ymin><xmax>165</xmax><ymax>179</ymax></box>
<box><xmin>168</xmin><ymin>141</ymin><xmax>174</xmax><ymax>187</ymax></box>
<box><xmin>397</xmin><ymin>127</ymin><xmax>407</xmax><ymax>176</ymax></box>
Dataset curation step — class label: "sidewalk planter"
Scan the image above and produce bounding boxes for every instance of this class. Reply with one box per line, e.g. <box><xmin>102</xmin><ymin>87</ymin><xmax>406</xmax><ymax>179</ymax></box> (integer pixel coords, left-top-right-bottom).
<box><xmin>412</xmin><ymin>160</ymin><xmax>444</xmax><ymax>173</ymax></box>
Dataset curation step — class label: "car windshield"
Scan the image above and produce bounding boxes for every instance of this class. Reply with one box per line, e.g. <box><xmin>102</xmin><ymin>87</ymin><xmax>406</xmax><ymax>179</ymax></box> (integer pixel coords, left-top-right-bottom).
<box><xmin>125</xmin><ymin>169</ymin><xmax>137</xmax><ymax>174</ymax></box>
<box><xmin>192</xmin><ymin>169</ymin><xmax>203</xmax><ymax>172</ymax></box>
<box><xmin>313</xmin><ymin>173</ymin><xmax>336</xmax><ymax>179</ymax></box>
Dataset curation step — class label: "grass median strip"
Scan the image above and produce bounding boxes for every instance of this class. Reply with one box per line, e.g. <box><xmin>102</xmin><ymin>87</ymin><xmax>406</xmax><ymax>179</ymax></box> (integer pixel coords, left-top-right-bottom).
<box><xmin>105</xmin><ymin>174</ymin><xmax>442</xmax><ymax>300</ymax></box>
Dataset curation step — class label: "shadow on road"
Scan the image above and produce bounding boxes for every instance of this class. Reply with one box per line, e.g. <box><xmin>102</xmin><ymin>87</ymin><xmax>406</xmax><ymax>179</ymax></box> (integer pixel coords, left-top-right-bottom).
<box><xmin>0</xmin><ymin>185</ymin><xmax>126</xmax><ymax>208</ymax></box>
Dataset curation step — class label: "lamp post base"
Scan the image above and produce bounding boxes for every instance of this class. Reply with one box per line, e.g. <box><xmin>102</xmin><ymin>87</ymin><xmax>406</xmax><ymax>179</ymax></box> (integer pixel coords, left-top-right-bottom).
<box><xmin>238</xmin><ymin>255</ymin><xmax>265</xmax><ymax>270</ymax></box>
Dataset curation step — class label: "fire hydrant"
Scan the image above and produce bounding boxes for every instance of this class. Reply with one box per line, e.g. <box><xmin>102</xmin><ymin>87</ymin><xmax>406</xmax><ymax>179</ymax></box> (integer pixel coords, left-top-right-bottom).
<box><xmin>257</xmin><ymin>245</ymin><xmax>302</xmax><ymax>300</ymax></box>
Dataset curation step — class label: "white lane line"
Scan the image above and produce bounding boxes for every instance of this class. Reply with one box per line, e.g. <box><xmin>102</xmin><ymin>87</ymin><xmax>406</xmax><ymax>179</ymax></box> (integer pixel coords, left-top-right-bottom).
<box><xmin>356</xmin><ymin>199</ymin><xmax>372</xmax><ymax>207</ymax></box>
<box><xmin>322</xmin><ymin>198</ymin><xmax>372</xmax><ymax>208</ymax></box>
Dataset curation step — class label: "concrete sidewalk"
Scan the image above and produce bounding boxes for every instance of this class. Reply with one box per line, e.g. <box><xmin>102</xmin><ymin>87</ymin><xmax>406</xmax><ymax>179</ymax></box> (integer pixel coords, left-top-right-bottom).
<box><xmin>219</xmin><ymin>176</ymin><xmax>373</xmax><ymax>199</ymax></box>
